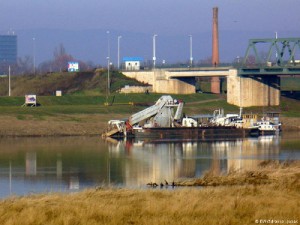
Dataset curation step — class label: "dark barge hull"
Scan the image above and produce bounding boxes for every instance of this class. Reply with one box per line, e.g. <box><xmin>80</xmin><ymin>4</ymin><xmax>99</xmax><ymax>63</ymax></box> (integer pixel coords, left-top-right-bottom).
<box><xmin>131</xmin><ymin>126</ymin><xmax>259</xmax><ymax>141</ymax></box>
<box><xmin>259</xmin><ymin>130</ymin><xmax>278</xmax><ymax>135</ymax></box>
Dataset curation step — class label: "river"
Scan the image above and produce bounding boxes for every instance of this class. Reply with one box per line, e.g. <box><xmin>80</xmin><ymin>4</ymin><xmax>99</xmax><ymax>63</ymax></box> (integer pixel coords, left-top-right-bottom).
<box><xmin>0</xmin><ymin>132</ymin><xmax>299</xmax><ymax>198</ymax></box>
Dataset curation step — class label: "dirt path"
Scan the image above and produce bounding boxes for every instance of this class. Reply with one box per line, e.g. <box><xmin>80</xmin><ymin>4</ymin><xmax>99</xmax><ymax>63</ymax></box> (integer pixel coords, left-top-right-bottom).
<box><xmin>185</xmin><ymin>98</ymin><xmax>224</xmax><ymax>105</ymax></box>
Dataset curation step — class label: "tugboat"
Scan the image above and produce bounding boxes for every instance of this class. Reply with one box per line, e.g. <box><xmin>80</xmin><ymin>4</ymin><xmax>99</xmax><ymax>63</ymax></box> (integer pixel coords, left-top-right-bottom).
<box><xmin>255</xmin><ymin>112</ymin><xmax>281</xmax><ymax>135</ymax></box>
<box><xmin>102</xmin><ymin>95</ymin><xmax>259</xmax><ymax>140</ymax></box>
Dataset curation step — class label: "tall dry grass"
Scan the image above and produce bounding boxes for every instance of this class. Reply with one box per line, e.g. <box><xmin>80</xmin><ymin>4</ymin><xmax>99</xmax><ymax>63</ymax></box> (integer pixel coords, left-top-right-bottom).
<box><xmin>178</xmin><ymin>160</ymin><xmax>300</xmax><ymax>188</ymax></box>
<box><xmin>0</xmin><ymin>161</ymin><xmax>299</xmax><ymax>225</ymax></box>
<box><xmin>0</xmin><ymin>184</ymin><xmax>299</xmax><ymax>224</ymax></box>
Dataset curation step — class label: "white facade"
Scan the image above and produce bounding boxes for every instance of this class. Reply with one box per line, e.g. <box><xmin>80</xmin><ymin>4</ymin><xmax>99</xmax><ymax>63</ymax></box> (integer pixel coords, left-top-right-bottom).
<box><xmin>123</xmin><ymin>57</ymin><xmax>143</xmax><ymax>70</ymax></box>
<box><xmin>125</xmin><ymin>61</ymin><xmax>140</xmax><ymax>70</ymax></box>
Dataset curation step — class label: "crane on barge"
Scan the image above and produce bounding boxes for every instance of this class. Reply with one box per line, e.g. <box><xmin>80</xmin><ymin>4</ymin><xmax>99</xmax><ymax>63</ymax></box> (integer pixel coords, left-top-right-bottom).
<box><xmin>101</xmin><ymin>95</ymin><xmax>260</xmax><ymax>139</ymax></box>
<box><xmin>102</xmin><ymin>95</ymin><xmax>184</xmax><ymax>138</ymax></box>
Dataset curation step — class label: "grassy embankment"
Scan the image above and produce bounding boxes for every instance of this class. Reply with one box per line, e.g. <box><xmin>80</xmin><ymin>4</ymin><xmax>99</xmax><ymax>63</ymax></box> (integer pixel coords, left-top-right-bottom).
<box><xmin>0</xmin><ymin>161</ymin><xmax>299</xmax><ymax>225</ymax></box>
<box><xmin>0</xmin><ymin>73</ymin><xmax>299</xmax><ymax>224</ymax></box>
<box><xmin>0</xmin><ymin>71</ymin><xmax>299</xmax><ymax>136</ymax></box>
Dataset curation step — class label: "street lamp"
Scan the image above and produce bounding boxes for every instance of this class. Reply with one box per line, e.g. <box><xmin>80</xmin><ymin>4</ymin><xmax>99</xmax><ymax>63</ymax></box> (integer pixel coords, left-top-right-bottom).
<box><xmin>275</xmin><ymin>31</ymin><xmax>278</xmax><ymax>62</ymax></box>
<box><xmin>106</xmin><ymin>31</ymin><xmax>110</xmax><ymax>58</ymax></box>
<box><xmin>106</xmin><ymin>31</ymin><xmax>110</xmax><ymax>95</ymax></box>
<box><xmin>118</xmin><ymin>36</ymin><xmax>122</xmax><ymax>69</ymax></box>
<box><xmin>189</xmin><ymin>35</ymin><xmax>193</xmax><ymax>67</ymax></box>
<box><xmin>33</xmin><ymin>37</ymin><xmax>36</xmax><ymax>75</ymax></box>
<box><xmin>8</xmin><ymin>65</ymin><xmax>11</xmax><ymax>97</ymax></box>
<box><xmin>153</xmin><ymin>34</ymin><xmax>158</xmax><ymax>69</ymax></box>
<box><xmin>107</xmin><ymin>57</ymin><xmax>110</xmax><ymax>98</ymax></box>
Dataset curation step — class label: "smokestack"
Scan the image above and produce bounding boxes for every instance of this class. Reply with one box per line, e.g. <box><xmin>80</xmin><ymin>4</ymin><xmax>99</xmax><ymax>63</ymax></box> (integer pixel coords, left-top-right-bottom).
<box><xmin>211</xmin><ymin>7</ymin><xmax>221</xmax><ymax>94</ymax></box>
<box><xmin>212</xmin><ymin>7</ymin><xmax>219</xmax><ymax>66</ymax></box>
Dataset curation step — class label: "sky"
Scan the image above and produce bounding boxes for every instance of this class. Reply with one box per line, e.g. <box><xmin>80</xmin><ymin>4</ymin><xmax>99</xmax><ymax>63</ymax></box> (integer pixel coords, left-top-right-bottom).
<box><xmin>1</xmin><ymin>0</ymin><xmax>300</xmax><ymax>66</ymax></box>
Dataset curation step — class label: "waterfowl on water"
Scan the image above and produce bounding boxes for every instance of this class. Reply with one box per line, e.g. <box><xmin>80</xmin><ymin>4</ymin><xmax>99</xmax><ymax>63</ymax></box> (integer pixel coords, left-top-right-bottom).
<box><xmin>147</xmin><ymin>182</ymin><xmax>158</xmax><ymax>187</ymax></box>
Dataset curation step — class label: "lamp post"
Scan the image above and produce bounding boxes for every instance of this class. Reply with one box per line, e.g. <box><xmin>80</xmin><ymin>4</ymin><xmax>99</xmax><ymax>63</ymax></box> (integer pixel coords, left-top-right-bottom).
<box><xmin>107</xmin><ymin>31</ymin><xmax>110</xmax><ymax>58</ymax></box>
<box><xmin>107</xmin><ymin>56</ymin><xmax>110</xmax><ymax>95</ymax></box>
<box><xmin>118</xmin><ymin>36</ymin><xmax>122</xmax><ymax>69</ymax></box>
<box><xmin>275</xmin><ymin>31</ymin><xmax>278</xmax><ymax>62</ymax></box>
<box><xmin>33</xmin><ymin>37</ymin><xmax>36</xmax><ymax>75</ymax></box>
<box><xmin>153</xmin><ymin>34</ymin><xmax>158</xmax><ymax>69</ymax></box>
<box><xmin>106</xmin><ymin>31</ymin><xmax>110</xmax><ymax>95</ymax></box>
<box><xmin>8</xmin><ymin>65</ymin><xmax>11</xmax><ymax>97</ymax></box>
<box><xmin>189</xmin><ymin>35</ymin><xmax>193</xmax><ymax>67</ymax></box>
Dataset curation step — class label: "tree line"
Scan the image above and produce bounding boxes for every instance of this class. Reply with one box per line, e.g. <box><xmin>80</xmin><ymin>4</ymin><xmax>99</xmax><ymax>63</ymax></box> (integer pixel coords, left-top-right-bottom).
<box><xmin>0</xmin><ymin>44</ymin><xmax>95</xmax><ymax>75</ymax></box>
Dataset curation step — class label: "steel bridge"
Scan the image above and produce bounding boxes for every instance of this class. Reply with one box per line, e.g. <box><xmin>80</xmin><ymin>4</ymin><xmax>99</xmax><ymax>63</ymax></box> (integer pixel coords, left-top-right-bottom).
<box><xmin>239</xmin><ymin>38</ymin><xmax>300</xmax><ymax>76</ymax></box>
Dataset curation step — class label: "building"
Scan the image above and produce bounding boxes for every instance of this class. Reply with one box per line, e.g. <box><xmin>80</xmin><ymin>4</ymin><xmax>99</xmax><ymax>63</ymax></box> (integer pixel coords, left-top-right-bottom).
<box><xmin>123</xmin><ymin>57</ymin><xmax>143</xmax><ymax>70</ymax></box>
<box><xmin>0</xmin><ymin>35</ymin><xmax>17</xmax><ymax>64</ymax></box>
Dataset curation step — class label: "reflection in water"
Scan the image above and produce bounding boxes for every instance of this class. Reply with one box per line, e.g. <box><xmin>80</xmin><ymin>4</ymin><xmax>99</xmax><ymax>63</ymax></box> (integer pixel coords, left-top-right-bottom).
<box><xmin>212</xmin><ymin>135</ymin><xmax>280</xmax><ymax>173</ymax></box>
<box><xmin>0</xmin><ymin>134</ymin><xmax>299</xmax><ymax>198</ymax></box>
<box><xmin>56</xmin><ymin>154</ymin><xmax>62</xmax><ymax>179</ymax></box>
<box><xmin>108</xmin><ymin>135</ymin><xmax>282</xmax><ymax>186</ymax></box>
<box><xmin>26</xmin><ymin>152</ymin><xmax>37</xmax><ymax>176</ymax></box>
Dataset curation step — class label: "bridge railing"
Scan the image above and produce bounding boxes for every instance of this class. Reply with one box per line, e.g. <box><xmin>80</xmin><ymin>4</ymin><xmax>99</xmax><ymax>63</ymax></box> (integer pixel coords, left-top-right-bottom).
<box><xmin>237</xmin><ymin>63</ymin><xmax>300</xmax><ymax>76</ymax></box>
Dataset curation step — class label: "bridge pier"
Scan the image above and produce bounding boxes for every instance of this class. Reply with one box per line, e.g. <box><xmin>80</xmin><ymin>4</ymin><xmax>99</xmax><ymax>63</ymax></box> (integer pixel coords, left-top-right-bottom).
<box><xmin>211</xmin><ymin>77</ymin><xmax>221</xmax><ymax>94</ymax></box>
<box><xmin>227</xmin><ymin>69</ymin><xmax>280</xmax><ymax>107</ymax></box>
<box><xmin>153</xmin><ymin>70</ymin><xmax>195</xmax><ymax>93</ymax></box>
<box><xmin>153</xmin><ymin>78</ymin><xmax>195</xmax><ymax>94</ymax></box>
<box><xmin>122</xmin><ymin>68</ymin><xmax>281</xmax><ymax>107</ymax></box>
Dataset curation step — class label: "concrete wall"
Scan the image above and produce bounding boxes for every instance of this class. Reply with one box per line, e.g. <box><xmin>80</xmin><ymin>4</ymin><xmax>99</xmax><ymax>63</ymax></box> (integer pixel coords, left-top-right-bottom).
<box><xmin>227</xmin><ymin>69</ymin><xmax>280</xmax><ymax>107</ymax></box>
<box><xmin>119</xmin><ymin>86</ymin><xmax>152</xmax><ymax>94</ymax></box>
<box><xmin>122</xmin><ymin>71</ymin><xmax>155</xmax><ymax>85</ymax></box>
<box><xmin>122</xmin><ymin>70</ymin><xmax>195</xmax><ymax>94</ymax></box>
<box><xmin>227</xmin><ymin>69</ymin><xmax>242</xmax><ymax>105</ymax></box>
<box><xmin>153</xmin><ymin>78</ymin><xmax>195</xmax><ymax>94</ymax></box>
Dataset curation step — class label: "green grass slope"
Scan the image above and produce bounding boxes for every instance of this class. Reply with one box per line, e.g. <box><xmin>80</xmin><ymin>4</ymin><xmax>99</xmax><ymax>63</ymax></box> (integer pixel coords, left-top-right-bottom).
<box><xmin>0</xmin><ymin>70</ymin><xmax>146</xmax><ymax>96</ymax></box>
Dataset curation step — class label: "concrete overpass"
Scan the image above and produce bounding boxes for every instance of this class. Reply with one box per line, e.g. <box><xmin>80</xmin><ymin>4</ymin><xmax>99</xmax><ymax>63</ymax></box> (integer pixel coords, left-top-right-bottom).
<box><xmin>122</xmin><ymin>37</ymin><xmax>300</xmax><ymax>107</ymax></box>
<box><xmin>163</xmin><ymin>67</ymin><xmax>231</xmax><ymax>78</ymax></box>
<box><xmin>122</xmin><ymin>66</ymin><xmax>299</xmax><ymax>107</ymax></box>
<box><xmin>122</xmin><ymin>67</ymin><xmax>231</xmax><ymax>90</ymax></box>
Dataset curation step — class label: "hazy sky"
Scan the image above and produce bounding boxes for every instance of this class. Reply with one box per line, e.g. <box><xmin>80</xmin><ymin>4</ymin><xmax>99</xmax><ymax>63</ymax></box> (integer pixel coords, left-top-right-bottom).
<box><xmin>1</xmin><ymin>0</ymin><xmax>300</xmax><ymax>65</ymax></box>
<box><xmin>2</xmin><ymin>0</ymin><xmax>300</xmax><ymax>34</ymax></box>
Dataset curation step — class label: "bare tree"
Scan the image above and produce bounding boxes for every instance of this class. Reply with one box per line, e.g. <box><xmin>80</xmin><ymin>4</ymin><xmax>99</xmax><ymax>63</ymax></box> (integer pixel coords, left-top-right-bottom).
<box><xmin>52</xmin><ymin>43</ymin><xmax>74</xmax><ymax>72</ymax></box>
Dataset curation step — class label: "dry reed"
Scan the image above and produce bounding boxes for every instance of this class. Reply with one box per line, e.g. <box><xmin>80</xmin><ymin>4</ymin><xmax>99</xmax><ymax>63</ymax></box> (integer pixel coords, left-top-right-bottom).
<box><xmin>0</xmin><ymin>161</ymin><xmax>299</xmax><ymax>225</ymax></box>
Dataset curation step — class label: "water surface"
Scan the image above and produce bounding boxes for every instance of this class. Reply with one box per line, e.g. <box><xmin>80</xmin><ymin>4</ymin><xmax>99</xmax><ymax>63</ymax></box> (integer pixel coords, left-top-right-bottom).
<box><xmin>0</xmin><ymin>132</ymin><xmax>299</xmax><ymax>198</ymax></box>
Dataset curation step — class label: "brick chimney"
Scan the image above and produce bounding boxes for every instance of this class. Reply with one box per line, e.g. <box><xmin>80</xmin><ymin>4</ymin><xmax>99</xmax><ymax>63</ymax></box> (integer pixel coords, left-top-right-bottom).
<box><xmin>211</xmin><ymin>7</ymin><xmax>221</xmax><ymax>94</ymax></box>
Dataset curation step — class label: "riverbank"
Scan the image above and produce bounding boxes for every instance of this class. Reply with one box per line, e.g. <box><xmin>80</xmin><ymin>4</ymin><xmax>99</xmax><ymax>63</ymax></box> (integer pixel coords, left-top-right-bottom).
<box><xmin>0</xmin><ymin>114</ymin><xmax>126</xmax><ymax>137</ymax></box>
<box><xmin>0</xmin><ymin>93</ymin><xmax>299</xmax><ymax>137</ymax></box>
<box><xmin>0</xmin><ymin>114</ymin><xmax>299</xmax><ymax>137</ymax></box>
<box><xmin>0</xmin><ymin>161</ymin><xmax>299</xmax><ymax>225</ymax></box>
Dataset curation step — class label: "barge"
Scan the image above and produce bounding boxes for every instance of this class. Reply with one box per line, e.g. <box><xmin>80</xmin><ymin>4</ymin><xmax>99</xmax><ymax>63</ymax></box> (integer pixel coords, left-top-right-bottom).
<box><xmin>102</xmin><ymin>95</ymin><xmax>260</xmax><ymax>140</ymax></box>
<box><xmin>131</xmin><ymin>126</ymin><xmax>259</xmax><ymax>141</ymax></box>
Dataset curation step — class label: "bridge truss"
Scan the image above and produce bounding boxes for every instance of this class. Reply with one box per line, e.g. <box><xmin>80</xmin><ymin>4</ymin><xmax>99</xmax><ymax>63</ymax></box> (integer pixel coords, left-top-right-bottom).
<box><xmin>240</xmin><ymin>38</ymin><xmax>300</xmax><ymax>76</ymax></box>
